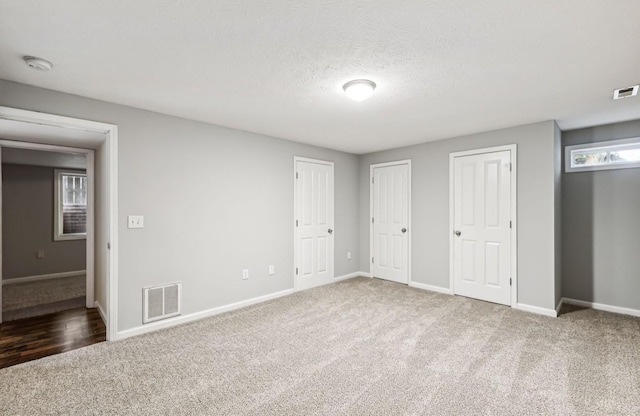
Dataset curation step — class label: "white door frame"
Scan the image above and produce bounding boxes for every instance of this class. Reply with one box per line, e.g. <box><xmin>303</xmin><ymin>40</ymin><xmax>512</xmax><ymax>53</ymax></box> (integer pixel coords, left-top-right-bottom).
<box><xmin>293</xmin><ymin>156</ymin><xmax>335</xmax><ymax>291</ymax></box>
<box><xmin>369</xmin><ymin>159</ymin><xmax>412</xmax><ymax>284</ymax></box>
<box><xmin>0</xmin><ymin>106</ymin><xmax>118</xmax><ymax>341</ymax></box>
<box><xmin>449</xmin><ymin>144</ymin><xmax>517</xmax><ymax>307</ymax></box>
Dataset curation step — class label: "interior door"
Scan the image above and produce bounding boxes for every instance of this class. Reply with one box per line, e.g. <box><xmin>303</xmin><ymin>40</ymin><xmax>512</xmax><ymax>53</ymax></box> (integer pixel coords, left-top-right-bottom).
<box><xmin>371</xmin><ymin>163</ymin><xmax>409</xmax><ymax>284</ymax></box>
<box><xmin>453</xmin><ymin>150</ymin><xmax>511</xmax><ymax>305</ymax></box>
<box><xmin>295</xmin><ymin>159</ymin><xmax>334</xmax><ymax>290</ymax></box>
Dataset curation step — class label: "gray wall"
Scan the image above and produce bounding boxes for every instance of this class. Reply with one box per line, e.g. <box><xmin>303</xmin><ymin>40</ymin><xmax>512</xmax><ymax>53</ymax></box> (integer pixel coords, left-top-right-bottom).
<box><xmin>2</xmin><ymin>163</ymin><xmax>86</xmax><ymax>279</ymax></box>
<box><xmin>562</xmin><ymin>119</ymin><xmax>640</xmax><ymax>310</ymax></box>
<box><xmin>359</xmin><ymin>121</ymin><xmax>560</xmax><ymax>310</ymax></box>
<box><xmin>0</xmin><ymin>80</ymin><xmax>360</xmax><ymax>332</ymax></box>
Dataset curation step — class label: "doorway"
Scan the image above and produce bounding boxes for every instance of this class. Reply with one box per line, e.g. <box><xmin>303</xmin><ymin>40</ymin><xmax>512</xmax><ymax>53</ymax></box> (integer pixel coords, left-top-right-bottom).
<box><xmin>0</xmin><ymin>106</ymin><xmax>118</xmax><ymax>341</ymax></box>
<box><xmin>449</xmin><ymin>145</ymin><xmax>517</xmax><ymax>307</ymax></box>
<box><xmin>370</xmin><ymin>160</ymin><xmax>411</xmax><ymax>284</ymax></box>
<box><xmin>1</xmin><ymin>146</ymin><xmax>92</xmax><ymax>322</ymax></box>
<box><xmin>294</xmin><ymin>157</ymin><xmax>335</xmax><ymax>291</ymax></box>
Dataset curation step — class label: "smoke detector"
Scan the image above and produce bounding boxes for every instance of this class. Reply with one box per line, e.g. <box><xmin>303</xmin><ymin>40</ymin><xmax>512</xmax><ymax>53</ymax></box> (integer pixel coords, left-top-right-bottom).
<box><xmin>613</xmin><ymin>85</ymin><xmax>638</xmax><ymax>100</ymax></box>
<box><xmin>23</xmin><ymin>56</ymin><xmax>53</xmax><ymax>71</ymax></box>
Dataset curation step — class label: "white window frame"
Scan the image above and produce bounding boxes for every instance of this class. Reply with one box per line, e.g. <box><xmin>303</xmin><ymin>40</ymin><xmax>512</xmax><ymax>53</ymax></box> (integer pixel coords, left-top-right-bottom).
<box><xmin>565</xmin><ymin>137</ymin><xmax>640</xmax><ymax>173</ymax></box>
<box><xmin>54</xmin><ymin>169</ymin><xmax>88</xmax><ymax>241</ymax></box>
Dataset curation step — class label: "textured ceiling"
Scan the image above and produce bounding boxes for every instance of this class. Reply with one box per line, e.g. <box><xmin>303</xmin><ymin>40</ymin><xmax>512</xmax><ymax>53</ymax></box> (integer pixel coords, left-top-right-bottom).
<box><xmin>1</xmin><ymin>0</ymin><xmax>639</xmax><ymax>154</ymax></box>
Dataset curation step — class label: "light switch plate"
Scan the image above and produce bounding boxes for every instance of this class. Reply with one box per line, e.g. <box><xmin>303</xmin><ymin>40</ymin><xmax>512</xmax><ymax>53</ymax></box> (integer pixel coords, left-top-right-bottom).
<box><xmin>268</xmin><ymin>265</ymin><xmax>275</xmax><ymax>275</ymax></box>
<box><xmin>128</xmin><ymin>215</ymin><xmax>144</xmax><ymax>229</ymax></box>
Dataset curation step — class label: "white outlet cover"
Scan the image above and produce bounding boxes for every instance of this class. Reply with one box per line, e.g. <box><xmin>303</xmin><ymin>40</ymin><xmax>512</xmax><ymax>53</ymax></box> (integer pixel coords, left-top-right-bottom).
<box><xmin>268</xmin><ymin>265</ymin><xmax>275</xmax><ymax>275</ymax></box>
<box><xmin>128</xmin><ymin>215</ymin><xmax>144</xmax><ymax>229</ymax></box>
<box><xmin>242</xmin><ymin>269</ymin><xmax>249</xmax><ymax>280</ymax></box>
<box><xmin>347</xmin><ymin>252</ymin><xmax>352</xmax><ymax>260</ymax></box>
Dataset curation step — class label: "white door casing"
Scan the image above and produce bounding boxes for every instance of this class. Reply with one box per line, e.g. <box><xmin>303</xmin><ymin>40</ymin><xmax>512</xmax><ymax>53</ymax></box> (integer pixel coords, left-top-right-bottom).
<box><xmin>370</xmin><ymin>161</ymin><xmax>411</xmax><ymax>284</ymax></box>
<box><xmin>294</xmin><ymin>157</ymin><xmax>334</xmax><ymax>291</ymax></box>
<box><xmin>451</xmin><ymin>147</ymin><xmax>515</xmax><ymax>306</ymax></box>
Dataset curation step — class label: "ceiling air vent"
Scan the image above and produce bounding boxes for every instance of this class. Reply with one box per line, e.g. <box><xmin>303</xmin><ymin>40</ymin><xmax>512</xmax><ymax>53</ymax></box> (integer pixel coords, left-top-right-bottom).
<box><xmin>613</xmin><ymin>85</ymin><xmax>639</xmax><ymax>100</ymax></box>
<box><xmin>143</xmin><ymin>282</ymin><xmax>182</xmax><ymax>324</ymax></box>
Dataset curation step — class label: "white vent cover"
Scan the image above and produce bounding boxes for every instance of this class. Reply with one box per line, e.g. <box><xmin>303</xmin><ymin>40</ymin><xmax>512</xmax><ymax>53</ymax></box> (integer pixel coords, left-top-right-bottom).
<box><xmin>143</xmin><ymin>282</ymin><xmax>182</xmax><ymax>324</ymax></box>
<box><xmin>613</xmin><ymin>85</ymin><xmax>639</xmax><ymax>100</ymax></box>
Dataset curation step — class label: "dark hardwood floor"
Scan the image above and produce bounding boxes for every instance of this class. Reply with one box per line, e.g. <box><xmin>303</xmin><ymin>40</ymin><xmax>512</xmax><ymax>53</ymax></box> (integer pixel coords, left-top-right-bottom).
<box><xmin>0</xmin><ymin>307</ymin><xmax>106</xmax><ymax>369</ymax></box>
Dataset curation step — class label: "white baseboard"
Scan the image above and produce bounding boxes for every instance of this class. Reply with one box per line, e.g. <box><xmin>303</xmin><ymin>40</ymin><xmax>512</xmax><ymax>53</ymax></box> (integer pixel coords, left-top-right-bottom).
<box><xmin>515</xmin><ymin>303</ymin><xmax>558</xmax><ymax>318</ymax></box>
<box><xmin>561</xmin><ymin>297</ymin><xmax>640</xmax><ymax>318</ymax></box>
<box><xmin>555</xmin><ymin>298</ymin><xmax>564</xmax><ymax>316</ymax></box>
<box><xmin>2</xmin><ymin>270</ymin><xmax>86</xmax><ymax>285</ymax></box>
<box><xmin>335</xmin><ymin>271</ymin><xmax>369</xmax><ymax>282</ymax></box>
<box><xmin>116</xmin><ymin>288</ymin><xmax>295</xmax><ymax>341</ymax></box>
<box><xmin>409</xmin><ymin>280</ymin><xmax>454</xmax><ymax>295</ymax></box>
<box><xmin>359</xmin><ymin>271</ymin><xmax>372</xmax><ymax>278</ymax></box>
<box><xmin>94</xmin><ymin>300</ymin><xmax>107</xmax><ymax>327</ymax></box>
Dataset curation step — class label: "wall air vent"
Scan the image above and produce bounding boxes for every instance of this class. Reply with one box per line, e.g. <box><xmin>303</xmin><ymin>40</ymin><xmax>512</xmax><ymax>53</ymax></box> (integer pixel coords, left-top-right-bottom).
<box><xmin>613</xmin><ymin>85</ymin><xmax>639</xmax><ymax>100</ymax></box>
<box><xmin>143</xmin><ymin>282</ymin><xmax>182</xmax><ymax>324</ymax></box>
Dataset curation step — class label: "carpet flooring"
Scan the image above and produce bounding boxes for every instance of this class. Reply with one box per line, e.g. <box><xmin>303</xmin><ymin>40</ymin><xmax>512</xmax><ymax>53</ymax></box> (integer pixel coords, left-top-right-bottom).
<box><xmin>2</xmin><ymin>275</ymin><xmax>86</xmax><ymax>321</ymax></box>
<box><xmin>0</xmin><ymin>277</ymin><xmax>639</xmax><ymax>415</ymax></box>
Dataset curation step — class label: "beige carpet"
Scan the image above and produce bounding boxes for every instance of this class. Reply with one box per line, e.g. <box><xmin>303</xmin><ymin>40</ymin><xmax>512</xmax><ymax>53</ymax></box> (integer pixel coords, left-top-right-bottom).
<box><xmin>2</xmin><ymin>275</ymin><xmax>86</xmax><ymax>321</ymax></box>
<box><xmin>1</xmin><ymin>277</ymin><xmax>639</xmax><ymax>415</ymax></box>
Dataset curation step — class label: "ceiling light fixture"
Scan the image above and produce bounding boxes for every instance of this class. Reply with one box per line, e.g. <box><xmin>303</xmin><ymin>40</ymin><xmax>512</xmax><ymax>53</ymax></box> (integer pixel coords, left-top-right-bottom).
<box><xmin>23</xmin><ymin>56</ymin><xmax>53</xmax><ymax>71</ymax></box>
<box><xmin>343</xmin><ymin>79</ymin><xmax>376</xmax><ymax>101</ymax></box>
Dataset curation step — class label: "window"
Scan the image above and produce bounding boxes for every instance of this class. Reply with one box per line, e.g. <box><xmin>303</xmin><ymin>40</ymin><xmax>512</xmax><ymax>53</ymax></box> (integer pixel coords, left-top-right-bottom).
<box><xmin>54</xmin><ymin>170</ymin><xmax>87</xmax><ymax>240</ymax></box>
<box><xmin>565</xmin><ymin>137</ymin><xmax>640</xmax><ymax>173</ymax></box>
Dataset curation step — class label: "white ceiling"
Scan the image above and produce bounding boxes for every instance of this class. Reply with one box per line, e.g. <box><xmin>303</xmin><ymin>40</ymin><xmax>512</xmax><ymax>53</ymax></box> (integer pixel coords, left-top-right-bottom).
<box><xmin>1</xmin><ymin>0</ymin><xmax>639</xmax><ymax>154</ymax></box>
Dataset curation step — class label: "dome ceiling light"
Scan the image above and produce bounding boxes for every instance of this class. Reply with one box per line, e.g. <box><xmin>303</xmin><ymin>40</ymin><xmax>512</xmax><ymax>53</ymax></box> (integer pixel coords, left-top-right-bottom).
<box><xmin>23</xmin><ymin>56</ymin><xmax>53</xmax><ymax>71</ymax></box>
<box><xmin>343</xmin><ymin>79</ymin><xmax>376</xmax><ymax>101</ymax></box>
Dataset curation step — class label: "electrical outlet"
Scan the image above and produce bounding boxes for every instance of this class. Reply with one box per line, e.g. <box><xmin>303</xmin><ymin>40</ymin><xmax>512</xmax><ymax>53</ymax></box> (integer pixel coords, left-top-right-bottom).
<box><xmin>268</xmin><ymin>265</ymin><xmax>275</xmax><ymax>275</ymax></box>
<box><xmin>347</xmin><ymin>252</ymin><xmax>352</xmax><ymax>260</ymax></box>
<box><xmin>242</xmin><ymin>269</ymin><xmax>249</xmax><ymax>280</ymax></box>
<box><xmin>36</xmin><ymin>250</ymin><xmax>45</xmax><ymax>259</ymax></box>
<box><xmin>128</xmin><ymin>215</ymin><xmax>144</xmax><ymax>229</ymax></box>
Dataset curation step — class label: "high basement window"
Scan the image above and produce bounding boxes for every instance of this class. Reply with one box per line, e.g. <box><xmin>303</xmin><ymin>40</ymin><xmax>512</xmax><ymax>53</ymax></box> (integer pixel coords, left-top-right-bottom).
<box><xmin>54</xmin><ymin>170</ymin><xmax>87</xmax><ymax>240</ymax></box>
<box><xmin>565</xmin><ymin>137</ymin><xmax>640</xmax><ymax>173</ymax></box>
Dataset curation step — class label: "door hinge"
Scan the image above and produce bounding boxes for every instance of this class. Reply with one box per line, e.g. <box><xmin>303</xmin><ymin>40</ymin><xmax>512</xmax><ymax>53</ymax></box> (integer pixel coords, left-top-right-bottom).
<box><xmin>510</xmin><ymin>220</ymin><xmax>512</xmax><ymax>229</ymax></box>
<box><xmin>372</xmin><ymin>177</ymin><xmax>374</xmax><ymax>184</ymax></box>
<box><xmin>296</xmin><ymin>219</ymin><xmax>298</xmax><ymax>227</ymax></box>
<box><xmin>509</xmin><ymin>163</ymin><xmax>512</xmax><ymax>172</ymax></box>
<box><xmin>296</xmin><ymin>172</ymin><xmax>299</xmax><ymax>179</ymax></box>
<box><xmin>510</xmin><ymin>278</ymin><xmax>512</xmax><ymax>286</ymax></box>
<box><xmin>372</xmin><ymin>257</ymin><xmax>374</xmax><ymax>263</ymax></box>
<box><xmin>372</xmin><ymin>217</ymin><xmax>374</xmax><ymax>224</ymax></box>
<box><xmin>296</xmin><ymin>268</ymin><xmax>298</xmax><ymax>275</ymax></box>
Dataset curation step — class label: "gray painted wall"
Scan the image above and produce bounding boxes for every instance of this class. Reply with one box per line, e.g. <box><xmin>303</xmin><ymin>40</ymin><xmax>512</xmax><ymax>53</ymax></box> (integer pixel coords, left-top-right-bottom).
<box><xmin>359</xmin><ymin>121</ymin><xmax>560</xmax><ymax>310</ymax></box>
<box><xmin>0</xmin><ymin>80</ymin><xmax>360</xmax><ymax>332</ymax></box>
<box><xmin>562</xmin><ymin>119</ymin><xmax>640</xmax><ymax>310</ymax></box>
<box><xmin>2</xmin><ymin>163</ymin><xmax>86</xmax><ymax>279</ymax></box>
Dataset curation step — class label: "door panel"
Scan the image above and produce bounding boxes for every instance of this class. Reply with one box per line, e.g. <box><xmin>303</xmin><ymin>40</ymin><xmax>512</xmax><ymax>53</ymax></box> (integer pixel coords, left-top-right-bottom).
<box><xmin>296</xmin><ymin>160</ymin><xmax>334</xmax><ymax>290</ymax></box>
<box><xmin>372</xmin><ymin>163</ymin><xmax>409</xmax><ymax>284</ymax></box>
<box><xmin>453</xmin><ymin>151</ymin><xmax>511</xmax><ymax>306</ymax></box>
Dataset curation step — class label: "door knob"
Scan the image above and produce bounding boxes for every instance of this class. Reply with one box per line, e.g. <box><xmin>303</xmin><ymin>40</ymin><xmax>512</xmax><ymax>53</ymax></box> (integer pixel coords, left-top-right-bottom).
<box><xmin>401</xmin><ymin>228</ymin><xmax>407</xmax><ymax>233</ymax></box>
<box><xmin>328</xmin><ymin>228</ymin><xmax>333</xmax><ymax>234</ymax></box>
<box><xmin>454</xmin><ymin>230</ymin><xmax>461</xmax><ymax>236</ymax></box>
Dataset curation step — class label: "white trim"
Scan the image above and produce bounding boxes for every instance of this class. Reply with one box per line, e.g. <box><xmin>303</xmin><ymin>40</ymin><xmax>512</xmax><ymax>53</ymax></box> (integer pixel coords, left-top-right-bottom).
<box><xmin>409</xmin><ymin>281</ymin><xmax>454</xmax><ymax>295</ymax></box>
<box><xmin>293</xmin><ymin>156</ymin><xmax>335</xmax><ymax>292</ymax></box>
<box><xmin>555</xmin><ymin>297</ymin><xmax>564</xmax><ymax>316</ymax></box>
<box><xmin>561</xmin><ymin>297</ymin><xmax>640</xmax><ymax>318</ymax></box>
<box><xmin>2</xmin><ymin>270</ymin><xmax>86</xmax><ymax>285</ymax></box>
<box><xmin>116</xmin><ymin>288</ymin><xmax>295</xmax><ymax>340</ymax></box>
<box><xmin>369</xmin><ymin>159</ymin><xmax>412</xmax><ymax>284</ymax></box>
<box><xmin>359</xmin><ymin>272</ymin><xmax>372</xmax><ymax>278</ymax></box>
<box><xmin>515</xmin><ymin>303</ymin><xmax>558</xmax><ymax>318</ymax></box>
<box><xmin>95</xmin><ymin>300</ymin><xmax>107</xmax><ymax>327</ymax></box>
<box><xmin>564</xmin><ymin>136</ymin><xmax>640</xmax><ymax>173</ymax></box>
<box><xmin>0</xmin><ymin>146</ymin><xmax>2</xmax><ymax>323</ymax></box>
<box><xmin>449</xmin><ymin>144</ymin><xmax>518</xmax><ymax>308</ymax></box>
<box><xmin>0</xmin><ymin>106</ymin><xmax>118</xmax><ymax>340</ymax></box>
<box><xmin>334</xmin><ymin>271</ymin><xmax>362</xmax><ymax>282</ymax></box>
